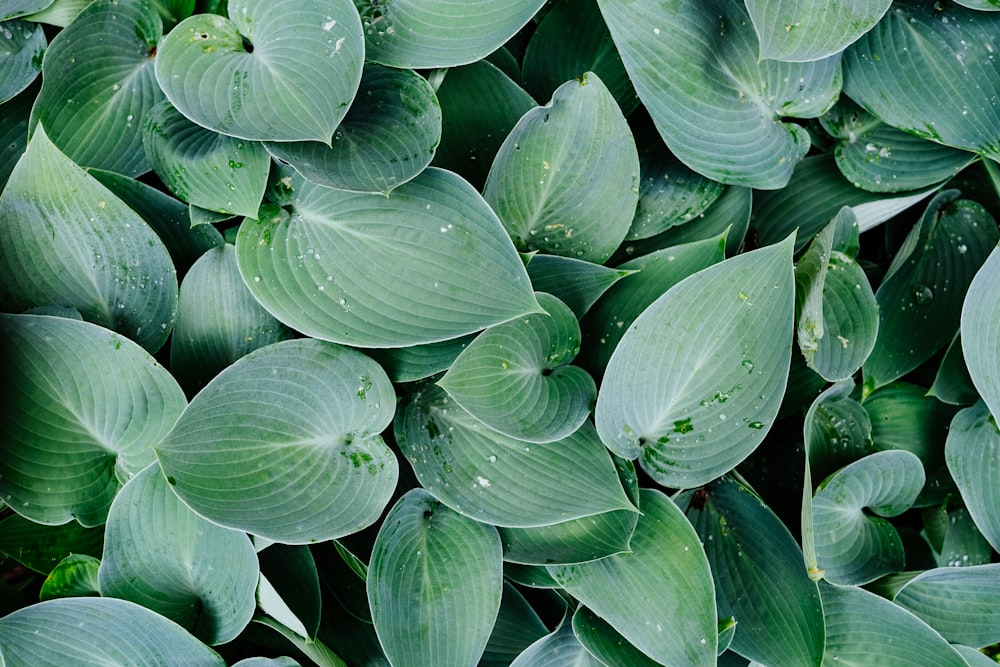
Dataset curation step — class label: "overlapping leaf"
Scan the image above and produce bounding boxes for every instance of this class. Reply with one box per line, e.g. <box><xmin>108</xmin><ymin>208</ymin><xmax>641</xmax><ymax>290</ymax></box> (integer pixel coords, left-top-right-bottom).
<box><xmin>0</xmin><ymin>19</ymin><xmax>44</xmax><ymax>104</ymax></box>
<box><xmin>892</xmin><ymin>564</ymin><xmax>1000</xmax><ymax>648</ymax></box>
<box><xmin>480</xmin><ymin>583</ymin><xmax>549</xmax><ymax>667</ymax></box>
<box><xmin>38</xmin><ymin>554</ymin><xmax>100</xmax><ymax>601</ymax></box>
<box><xmin>510</xmin><ymin>620</ymin><xmax>603</xmax><ymax>667</ymax></box>
<box><xmin>865</xmin><ymin>382</ymin><xmax>957</xmax><ymax>469</ymax></box>
<box><xmin>1</xmin><ymin>0</ymin><xmax>54</xmax><ymax>19</ymax></box>
<box><xmin>928</xmin><ymin>333</ymin><xmax>979</xmax><ymax>406</ymax></box>
<box><xmin>945</xmin><ymin>401</ymin><xmax>1000</xmax><ymax>552</ymax></box>
<box><xmin>962</xmin><ymin>244</ymin><xmax>1000</xmax><ymax>420</ymax></box>
<box><xmin>525</xmin><ymin>255</ymin><xmax>632</xmax><ymax>320</ymax></box>
<box><xmin>571</xmin><ymin>607</ymin><xmax>662</xmax><ymax>667</ymax></box>
<box><xmin>0</xmin><ymin>513</ymin><xmax>103</xmax><ymax>574</ymax></box>
<box><xmin>746</xmin><ymin>0</ymin><xmax>891</xmax><ymax>62</ymax></box>
<box><xmin>257</xmin><ymin>544</ymin><xmax>322</xmax><ymax>640</ymax></box>
<box><xmin>0</xmin><ymin>79</ymin><xmax>33</xmax><ymax>191</ymax></box>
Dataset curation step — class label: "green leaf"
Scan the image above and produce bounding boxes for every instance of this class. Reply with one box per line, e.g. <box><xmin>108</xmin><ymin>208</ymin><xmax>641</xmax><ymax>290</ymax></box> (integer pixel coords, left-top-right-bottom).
<box><xmin>155</xmin><ymin>0</ymin><xmax>362</xmax><ymax>142</ymax></box>
<box><xmin>945</xmin><ymin>401</ymin><xmax>1000</xmax><ymax>552</ymax></box>
<box><xmin>812</xmin><ymin>449</ymin><xmax>925</xmax><ymax>585</ymax></box>
<box><xmin>20</xmin><ymin>0</ymin><xmax>89</xmax><ymax>26</ymax></box>
<box><xmin>931</xmin><ymin>506</ymin><xmax>994</xmax><ymax>568</ymax></box>
<box><xmin>483</xmin><ymin>72</ymin><xmax>639</xmax><ymax>263</ymax></box>
<box><xmin>571</xmin><ymin>607</ymin><xmax>663</xmax><ymax>667</ymax></box>
<box><xmin>395</xmin><ymin>382</ymin><xmax>634</xmax><ymax>527</ymax></box>
<box><xmin>438</xmin><ymin>293</ymin><xmax>595</xmax><ymax>444</ymax></box>
<box><xmin>253</xmin><ymin>616</ymin><xmax>349</xmax><ymax>667</ymax></box>
<box><xmin>928</xmin><ymin>333</ymin><xmax>980</xmax><ymax>406</ymax></box>
<box><xmin>367</xmin><ymin>488</ymin><xmax>503</xmax><ymax>667</ymax></box>
<box><xmin>863</xmin><ymin>191</ymin><xmax>999</xmax><ymax>392</ymax></box>
<box><xmin>547</xmin><ymin>488</ymin><xmax>717</xmax><ymax>667</ymax></box>
<box><xmin>0</xmin><ymin>513</ymin><xmax>103</xmax><ymax>574</ymax></box>
<box><xmin>0</xmin><ymin>19</ymin><xmax>44</xmax><ymax>104</ymax></box>
<box><xmin>509</xmin><ymin>619</ymin><xmax>604</xmax><ymax>667</ymax></box>
<box><xmin>819</xmin><ymin>580</ymin><xmax>968</xmax><ymax>666</ymax></box>
<box><xmin>681</xmin><ymin>477</ymin><xmax>825</xmax><ymax>667</ymax></box>
<box><xmin>265</xmin><ymin>64</ymin><xmax>441</xmax><ymax>195</ymax></box>
<box><xmin>962</xmin><ymin>244</ymin><xmax>1000</xmax><ymax>421</ymax></box>
<box><xmin>803</xmin><ymin>380</ymin><xmax>874</xmax><ymax>483</ymax></box>
<box><xmin>150</xmin><ymin>0</ymin><xmax>194</xmax><ymax>30</ymax></box>
<box><xmin>0</xmin><ymin>79</ymin><xmax>33</xmax><ymax>192</ymax></box>
<box><xmin>746</xmin><ymin>0</ymin><xmax>891</xmax><ymax>62</ymax></box>
<box><xmin>0</xmin><ymin>314</ymin><xmax>186</xmax><ymax>527</ymax></box>
<box><xmin>598</xmin><ymin>0</ymin><xmax>841</xmax><ymax>189</ymax></box>
<box><xmin>0</xmin><ymin>597</ymin><xmax>225</xmax><ymax>666</ymax></box>
<box><xmin>1</xmin><ymin>0</ymin><xmax>54</xmax><ymax>19</ymax></box>
<box><xmin>954</xmin><ymin>0</ymin><xmax>1000</xmax><ymax>8</ymax></box>
<box><xmin>29</xmin><ymin>0</ymin><xmax>162</xmax><ymax>176</ymax></box>
<box><xmin>257</xmin><ymin>545</ymin><xmax>322</xmax><ymax>640</ymax></box>
<box><xmin>480</xmin><ymin>582</ymin><xmax>549</xmax><ymax>667</ymax></box>
<box><xmin>504</xmin><ymin>563</ymin><xmax>561</xmax><ymax>589</ymax></box>
<box><xmin>525</xmin><ymin>255</ymin><xmax>633</xmax><ymax>320</ymax></box>
<box><xmin>844</xmin><ymin>2</ymin><xmax>1000</xmax><ymax>160</ymax></box>
<box><xmin>595</xmin><ymin>236</ymin><xmax>795</xmax><ymax>488</ymax></box>
<box><xmin>0</xmin><ymin>125</ymin><xmax>179</xmax><ymax>353</ymax></box>
<box><xmin>155</xmin><ymin>338</ymin><xmax>398</xmax><ymax>544</ymax></box>
<box><xmin>865</xmin><ymin>381</ymin><xmax>958</xmax><ymax>470</ymax></box>
<box><xmin>892</xmin><ymin>564</ymin><xmax>1000</xmax><ymax>648</ymax></box>
<box><xmin>368</xmin><ymin>336</ymin><xmax>474</xmax><ymax>384</ymax></box>
<box><xmin>38</xmin><ymin>554</ymin><xmax>100</xmax><ymax>601</ymax></box>
<box><xmin>143</xmin><ymin>99</ymin><xmax>269</xmax><ymax>218</ymax></box>
<box><xmin>357</xmin><ymin>0</ymin><xmax>545</xmax><ymax>68</ymax></box>
<box><xmin>98</xmin><ymin>465</ymin><xmax>258</xmax><ymax>644</ymax></box>
<box><xmin>236</xmin><ymin>167</ymin><xmax>540</xmax><ymax>348</ymax></box>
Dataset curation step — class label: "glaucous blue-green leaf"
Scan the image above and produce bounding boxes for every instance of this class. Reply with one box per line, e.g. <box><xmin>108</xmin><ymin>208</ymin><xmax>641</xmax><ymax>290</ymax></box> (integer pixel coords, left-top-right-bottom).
<box><xmin>155</xmin><ymin>338</ymin><xmax>398</xmax><ymax>544</ymax></box>
<box><xmin>547</xmin><ymin>488</ymin><xmax>717</xmax><ymax>667</ymax></box>
<box><xmin>571</xmin><ymin>607</ymin><xmax>662</xmax><ymax>667</ymax></box>
<box><xmin>0</xmin><ymin>597</ymin><xmax>225</xmax><ymax>666</ymax></box>
<box><xmin>962</xmin><ymin>244</ymin><xmax>1000</xmax><ymax>421</ymax></box>
<box><xmin>265</xmin><ymin>64</ymin><xmax>441</xmax><ymax>195</ymax></box>
<box><xmin>863</xmin><ymin>191</ymin><xmax>999</xmax><ymax>392</ymax></box>
<box><xmin>1</xmin><ymin>0</ymin><xmax>53</xmax><ymax>19</ymax></box>
<box><xmin>0</xmin><ymin>314</ymin><xmax>186</xmax><ymax>527</ymax></box>
<box><xmin>253</xmin><ymin>616</ymin><xmax>348</xmax><ymax>667</ymax></box>
<box><xmin>99</xmin><ymin>465</ymin><xmax>258</xmax><ymax>645</ymax></box>
<box><xmin>430</xmin><ymin>59</ymin><xmax>536</xmax><ymax>189</ymax></box>
<box><xmin>236</xmin><ymin>167</ymin><xmax>540</xmax><ymax>348</ymax></box>
<box><xmin>892</xmin><ymin>564</ymin><xmax>1000</xmax><ymax>648</ymax></box>
<box><xmin>598</xmin><ymin>0</ymin><xmax>841</xmax><ymax>189</ymax></box>
<box><xmin>367</xmin><ymin>488</ymin><xmax>502</xmax><ymax>667</ymax></box>
<box><xmin>438</xmin><ymin>293</ymin><xmax>595</xmax><ymax>444</ymax></box>
<box><xmin>954</xmin><ymin>645</ymin><xmax>1000</xmax><ymax>667</ymax></box>
<box><xmin>232</xmin><ymin>659</ymin><xmax>301</xmax><ymax>667</ymax></box>
<box><xmin>930</xmin><ymin>506</ymin><xmax>994</xmax><ymax>568</ymax></box>
<box><xmin>0</xmin><ymin>126</ymin><xmax>178</xmax><ymax>353</ymax></box>
<box><xmin>746</xmin><ymin>0</ymin><xmax>891</xmax><ymax>62</ymax></box>
<box><xmin>481</xmin><ymin>583</ymin><xmax>549</xmax><ymax>667</ymax></box>
<box><xmin>38</xmin><ymin>554</ymin><xmax>100</xmax><ymax>601</ymax></box>
<box><xmin>954</xmin><ymin>0</ymin><xmax>1000</xmax><ymax>8</ymax></box>
<box><xmin>803</xmin><ymin>380</ymin><xmax>874</xmax><ymax>483</ymax></box>
<box><xmin>510</xmin><ymin>619</ymin><xmax>604</xmax><ymax>667</ymax></box>
<box><xmin>521</xmin><ymin>0</ymin><xmax>638</xmax><ymax>114</ymax></box>
<box><xmin>483</xmin><ymin>72</ymin><xmax>639</xmax><ymax>263</ymax></box>
<box><xmin>29</xmin><ymin>0</ymin><xmax>162</xmax><ymax>176</ymax></box>
<box><xmin>171</xmin><ymin>244</ymin><xmax>292</xmax><ymax>393</ymax></box>
<box><xmin>582</xmin><ymin>235</ymin><xmax>726</xmax><ymax>379</ymax></box>
<box><xmin>812</xmin><ymin>449</ymin><xmax>925</xmax><ymax>585</ymax></box>
<box><xmin>504</xmin><ymin>563</ymin><xmax>561</xmax><ymax>589</ymax></box>
<box><xmin>0</xmin><ymin>513</ymin><xmax>103</xmax><ymax>574</ymax></box>
<box><xmin>143</xmin><ymin>99</ymin><xmax>269</xmax><ymax>218</ymax></box>
<box><xmin>818</xmin><ymin>581</ymin><xmax>968</xmax><ymax>666</ymax></box>
<box><xmin>681</xmin><ymin>477</ymin><xmax>825</xmax><ymax>667</ymax></box>
<box><xmin>0</xmin><ymin>79</ymin><xmax>33</xmax><ymax>191</ymax></box>
<box><xmin>395</xmin><ymin>382</ymin><xmax>634</xmax><ymax>527</ymax></box>
<box><xmin>865</xmin><ymin>382</ymin><xmax>957</xmax><ymax>469</ymax></box>
<box><xmin>368</xmin><ymin>335</ymin><xmax>474</xmax><ymax>384</ymax></box>
<box><xmin>525</xmin><ymin>255</ymin><xmax>633</xmax><ymax>319</ymax></box>
<box><xmin>595</xmin><ymin>236</ymin><xmax>794</xmax><ymax>488</ymax></box>
<box><xmin>0</xmin><ymin>19</ymin><xmax>44</xmax><ymax>104</ymax></box>
<box><xmin>357</xmin><ymin>0</ymin><xmax>545</xmax><ymax>68</ymax></box>
<box><xmin>928</xmin><ymin>333</ymin><xmax>979</xmax><ymax>406</ymax></box>
<box><xmin>945</xmin><ymin>401</ymin><xmax>1000</xmax><ymax>552</ymax></box>
<box><xmin>844</xmin><ymin>2</ymin><xmax>1000</xmax><ymax>160</ymax></box>
<box><xmin>20</xmin><ymin>0</ymin><xmax>90</xmax><ymax>26</ymax></box>
<box><xmin>155</xmin><ymin>0</ymin><xmax>362</xmax><ymax>142</ymax></box>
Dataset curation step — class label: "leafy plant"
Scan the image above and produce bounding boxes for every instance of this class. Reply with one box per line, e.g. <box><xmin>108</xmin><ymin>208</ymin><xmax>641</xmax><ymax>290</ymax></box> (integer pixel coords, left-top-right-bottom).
<box><xmin>2</xmin><ymin>0</ymin><xmax>1000</xmax><ymax>665</ymax></box>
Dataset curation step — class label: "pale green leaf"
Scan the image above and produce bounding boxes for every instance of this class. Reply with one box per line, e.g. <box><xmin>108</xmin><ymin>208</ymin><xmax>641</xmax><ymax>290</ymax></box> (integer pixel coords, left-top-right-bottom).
<box><xmin>954</xmin><ymin>0</ymin><xmax>1000</xmax><ymax>8</ymax></box>
<box><xmin>0</xmin><ymin>19</ymin><xmax>44</xmax><ymax>104</ymax></box>
<box><xmin>1</xmin><ymin>0</ymin><xmax>54</xmax><ymax>19</ymax></box>
<box><xmin>746</xmin><ymin>0</ymin><xmax>891</xmax><ymax>62</ymax></box>
<box><xmin>21</xmin><ymin>0</ymin><xmax>89</xmax><ymax>26</ymax></box>
<box><xmin>945</xmin><ymin>401</ymin><xmax>1000</xmax><ymax>552</ymax></box>
<box><xmin>893</xmin><ymin>564</ymin><xmax>1000</xmax><ymax>648</ymax></box>
<box><xmin>510</xmin><ymin>620</ymin><xmax>604</xmax><ymax>667</ymax></box>
<box><xmin>962</xmin><ymin>244</ymin><xmax>1000</xmax><ymax>421</ymax></box>
<box><xmin>38</xmin><ymin>554</ymin><xmax>100</xmax><ymax>601</ymax></box>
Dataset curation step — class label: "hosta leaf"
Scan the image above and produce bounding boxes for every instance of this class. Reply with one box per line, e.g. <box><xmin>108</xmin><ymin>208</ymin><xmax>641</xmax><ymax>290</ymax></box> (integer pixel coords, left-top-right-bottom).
<box><xmin>681</xmin><ymin>477</ymin><xmax>825</xmax><ymax>667</ymax></box>
<box><xmin>396</xmin><ymin>382</ymin><xmax>634</xmax><ymax>527</ymax></box>
<box><xmin>0</xmin><ymin>125</ymin><xmax>178</xmax><ymax>353</ymax></box>
<box><xmin>368</xmin><ymin>335</ymin><xmax>474</xmax><ymax>384</ymax></box>
<box><xmin>253</xmin><ymin>616</ymin><xmax>348</xmax><ymax>667</ymax></box>
<box><xmin>38</xmin><ymin>554</ymin><xmax>100</xmax><ymax>601</ymax></box>
<box><xmin>927</xmin><ymin>333</ymin><xmax>979</xmax><ymax>406</ymax></box>
<box><xmin>1</xmin><ymin>0</ymin><xmax>53</xmax><ymax>19</ymax></box>
<box><xmin>22</xmin><ymin>0</ymin><xmax>92</xmax><ymax>27</ymax></box>
<box><xmin>29</xmin><ymin>0</ymin><xmax>162</xmax><ymax>176</ymax></box>
<box><xmin>480</xmin><ymin>582</ymin><xmax>549</xmax><ymax>667</ymax></box>
<box><xmin>510</xmin><ymin>619</ymin><xmax>604</xmax><ymax>667</ymax></box>
<box><xmin>746</xmin><ymin>0</ymin><xmax>891</xmax><ymax>62</ymax></box>
<box><xmin>547</xmin><ymin>488</ymin><xmax>717</xmax><ymax>667</ymax></box>
<box><xmin>863</xmin><ymin>191</ymin><xmax>998</xmax><ymax>392</ymax></box>
<box><xmin>892</xmin><ymin>564</ymin><xmax>1000</xmax><ymax>648</ymax></box>
<box><xmin>0</xmin><ymin>597</ymin><xmax>225</xmax><ymax>666</ymax></box>
<box><xmin>598</xmin><ymin>0</ymin><xmax>841</xmax><ymax>189</ymax></box>
<box><xmin>0</xmin><ymin>314</ymin><xmax>186</xmax><ymax>527</ymax></box>
<box><xmin>257</xmin><ymin>545</ymin><xmax>321</xmax><ymax>640</ymax></box>
<box><xmin>955</xmin><ymin>0</ymin><xmax>1000</xmax><ymax>8</ymax></box>
<box><xmin>962</xmin><ymin>244</ymin><xmax>1000</xmax><ymax>421</ymax></box>
<box><xmin>236</xmin><ymin>167</ymin><xmax>540</xmax><ymax>348</ymax></box>
<box><xmin>844</xmin><ymin>2</ymin><xmax>1000</xmax><ymax>160</ymax></box>
<box><xmin>483</xmin><ymin>72</ymin><xmax>639</xmax><ymax>263</ymax></box>
<box><xmin>368</xmin><ymin>488</ymin><xmax>502</xmax><ymax>667</ymax></box>
<box><xmin>143</xmin><ymin>99</ymin><xmax>269</xmax><ymax>218</ymax></box>
<box><xmin>803</xmin><ymin>380</ymin><xmax>874</xmax><ymax>483</ymax></box>
<box><xmin>357</xmin><ymin>0</ymin><xmax>545</xmax><ymax>68</ymax></box>
<box><xmin>0</xmin><ymin>513</ymin><xmax>103</xmax><ymax>574</ymax></box>
<box><xmin>819</xmin><ymin>581</ymin><xmax>968</xmax><ymax>666</ymax></box>
<box><xmin>812</xmin><ymin>449</ymin><xmax>925</xmax><ymax>585</ymax></box>
<box><xmin>0</xmin><ymin>80</ymin><xmax>33</xmax><ymax>191</ymax></box>
<box><xmin>931</xmin><ymin>506</ymin><xmax>993</xmax><ymax>568</ymax></box>
<box><xmin>99</xmin><ymin>465</ymin><xmax>258</xmax><ymax>645</ymax></box>
<box><xmin>945</xmin><ymin>401</ymin><xmax>1000</xmax><ymax>552</ymax></box>
<box><xmin>595</xmin><ymin>236</ymin><xmax>795</xmax><ymax>488</ymax></box>
<box><xmin>865</xmin><ymin>382</ymin><xmax>957</xmax><ymax>469</ymax></box>
<box><xmin>0</xmin><ymin>19</ymin><xmax>44</xmax><ymax>104</ymax></box>
<box><xmin>504</xmin><ymin>563</ymin><xmax>561</xmax><ymax>589</ymax></box>
<box><xmin>266</xmin><ymin>64</ymin><xmax>440</xmax><ymax>195</ymax></box>
<box><xmin>571</xmin><ymin>607</ymin><xmax>663</xmax><ymax>667</ymax></box>
<box><xmin>155</xmin><ymin>338</ymin><xmax>398</xmax><ymax>544</ymax></box>
<box><xmin>954</xmin><ymin>645</ymin><xmax>1000</xmax><ymax>667</ymax></box>
<box><xmin>438</xmin><ymin>293</ymin><xmax>595</xmax><ymax>444</ymax></box>
<box><xmin>525</xmin><ymin>255</ymin><xmax>633</xmax><ymax>320</ymax></box>
<box><xmin>155</xmin><ymin>0</ymin><xmax>362</xmax><ymax>142</ymax></box>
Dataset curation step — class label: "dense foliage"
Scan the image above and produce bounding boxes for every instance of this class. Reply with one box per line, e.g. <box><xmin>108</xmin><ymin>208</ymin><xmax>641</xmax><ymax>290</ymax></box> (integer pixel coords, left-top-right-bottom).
<box><xmin>1</xmin><ymin>0</ymin><xmax>1000</xmax><ymax>665</ymax></box>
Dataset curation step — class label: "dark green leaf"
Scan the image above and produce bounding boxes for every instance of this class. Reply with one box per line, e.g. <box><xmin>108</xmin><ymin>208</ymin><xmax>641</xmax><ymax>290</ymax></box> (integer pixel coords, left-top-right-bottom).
<box><xmin>0</xmin><ymin>19</ymin><xmax>44</xmax><ymax>104</ymax></box>
<box><xmin>509</xmin><ymin>619</ymin><xmax>604</xmax><ymax>666</ymax></box>
<box><xmin>480</xmin><ymin>582</ymin><xmax>549</xmax><ymax>667</ymax></box>
<box><xmin>368</xmin><ymin>336</ymin><xmax>474</xmax><ymax>384</ymax></box>
<box><xmin>525</xmin><ymin>255</ymin><xmax>633</xmax><ymax>320</ymax></box>
<box><xmin>571</xmin><ymin>607</ymin><xmax>662</xmax><ymax>667</ymax></box>
<box><xmin>0</xmin><ymin>79</ymin><xmax>33</xmax><ymax>191</ymax></box>
<box><xmin>865</xmin><ymin>382</ymin><xmax>958</xmax><ymax>470</ymax></box>
<box><xmin>0</xmin><ymin>513</ymin><xmax>103</xmax><ymax>574</ymax></box>
<box><xmin>928</xmin><ymin>332</ymin><xmax>980</xmax><ymax>406</ymax></box>
<box><xmin>38</xmin><ymin>554</ymin><xmax>100</xmax><ymax>601</ymax></box>
<box><xmin>257</xmin><ymin>544</ymin><xmax>322</xmax><ymax>640</ymax></box>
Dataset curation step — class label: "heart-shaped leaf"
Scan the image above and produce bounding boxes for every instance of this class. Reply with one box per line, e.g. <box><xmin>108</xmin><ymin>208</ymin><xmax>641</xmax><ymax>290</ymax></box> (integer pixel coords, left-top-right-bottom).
<box><xmin>99</xmin><ymin>465</ymin><xmax>258</xmax><ymax>645</ymax></box>
<box><xmin>746</xmin><ymin>0</ymin><xmax>892</xmax><ymax>62</ymax></box>
<box><xmin>0</xmin><ymin>19</ymin><xmax>44</xmax><ymax>104</ymax></box>
<box><xmin>0</xmin><ymin>314</ymin><xmax>186</xmax><ymax>527</ymax></box>
<box><xmin>155</xmin><ymin>338</ymin><xmax>398</xmax><ymax>544</ymax></box>
<box><xmin>236</xmin><ymin>167</ymin><xmax>540</xmax><ymax>348</ymax></box>
<box><xmin>29</xmin><ymin>0</ymin><xmax>162</xmax><ymax>176</ymax></box>
<box><xmin>598</xmin><ymin>0</ymin><xmax>841</xmax><ymax>189</ymax></box>
<box><xmin>510</xmin><ymin>619</ymin><xmax>604</xmax><ymax>667</ymax></box>
<box><xmin>945</xmin><ymin>401</ymin><xmax>1000</xmax><ymax>552</ymax></box>
<box><xmin>962</xmin><ymin>244</ymin><xmax>1000</xmax><ymax>421</ymax></box>
<box><xmin>892</xmin><ymin>564</ymin><xmax>1000</xmax><ymax>648</ymax></box>
<box><xmin>0</xmin><ymin>125</ymin><xmax>178</xmax><ymax>353</ymax></box>
<box><xmin>484</xmin><ymin>72</ymin><xmax>639</xmax><ymax>263</ymax></box>
<box><xmin>38</xmin><ymin>554</ymin><xmax>100</xmax><ymax>601</ymax></box>
<box><xmin>265</xmin><ymin>64</ymin><xmax>441</xmax><ymax>195</ymax></box>
<box><xmin>155</xmin><ymin>0</ymin><xmax>363</xmax><ymax>142</ymax></box>
<box><xmin>595</xmin><ymin>236</ymin><xmax>795</xmax><ymax>488</ymax></box>
<box><xmin>368</xmin><ymin>488</ymin><xmax>503</xmax><ymax>667</ymax></box>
